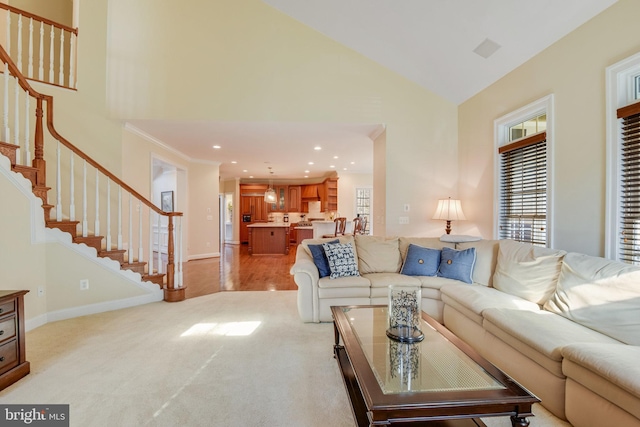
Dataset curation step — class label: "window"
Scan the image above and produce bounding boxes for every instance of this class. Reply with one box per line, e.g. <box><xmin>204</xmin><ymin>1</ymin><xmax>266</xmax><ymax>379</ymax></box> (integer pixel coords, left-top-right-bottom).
<box><xmin>355</xmin><ymin>187</ymin><xmax>372</xmax><ymax>235</ymax></box>
<box><xmin>494</xmin><ymin>95</ymin><xmax>554</xmax><ymax>247</ymax></box>
<box><xmin>606</xmin><ymin>51</ymin><xmax>640</xmax><ymax>262</ymax></box>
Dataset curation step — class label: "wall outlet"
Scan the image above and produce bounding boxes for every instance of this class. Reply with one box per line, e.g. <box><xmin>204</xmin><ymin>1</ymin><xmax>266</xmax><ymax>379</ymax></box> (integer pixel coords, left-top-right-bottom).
<box><xmin>399</xmin><ymin>216</ymin><xmax>409</xmax><ymax>225</ymax></box>
<box><xmin>80</xmin><ymin>279</ymin><xmax>89</xmax><ymax>290</ymax></box>
<box><xmin>38</xmin><ymin>286</ymin><xmax>45</xmax><ymax>297</ymax></box>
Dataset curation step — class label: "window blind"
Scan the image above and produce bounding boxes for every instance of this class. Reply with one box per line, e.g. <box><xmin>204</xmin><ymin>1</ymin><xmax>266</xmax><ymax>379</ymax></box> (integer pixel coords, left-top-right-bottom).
<box><xmin>618</xmin><ymin>103</ymin><xmax>640</xmax><ymax>264</ymax></box>
<box><xmin>498</xmin><ymin>132</ymin><xmax>547</xmax><ymax>245</ymax></box>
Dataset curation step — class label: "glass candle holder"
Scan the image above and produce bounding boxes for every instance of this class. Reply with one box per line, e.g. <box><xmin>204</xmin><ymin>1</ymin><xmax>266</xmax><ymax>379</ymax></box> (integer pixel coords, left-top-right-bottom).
<box><xmin>386</xmin><ymin>284</ymin><xmax>424</xmax><ymax>343</ymax></box>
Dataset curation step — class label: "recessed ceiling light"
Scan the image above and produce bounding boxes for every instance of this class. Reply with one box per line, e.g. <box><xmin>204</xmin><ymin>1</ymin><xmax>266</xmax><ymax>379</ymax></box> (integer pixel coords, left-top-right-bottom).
<box><xmin>308</xmin><ymin>162</ymin><xmax>314</xmax><ymax>165</ymax></box>
<box><xmin>249</xmin><ymin>175</ymin><xmax>254</xmax><ymax>178</ymax></box>
<box><xmin>243</xmin><ymin>169</ymin><xmax>248</xmax><ymax>173</ymax></box>
<box><xmin>333</xmin><ymin>156</ymin><xmax>339</xmax><ymax>159</ymax></box>
<box><xmin>330</xmin><ymin>165</ymin><xmax>335</xmax><ymax>168</ymax></box>
<box><xmin>350</xmin><ymin>161</ymin><xmax>355</xmax><ymax>165</ymax></box>
<box><xmin>314</xmin><ymin>146</ymin><xmax>322</xmax><ymax>151</ymax></box>
<box><xmin>304</xmin><ymin>175</ymin><xmax>309</xmax><ymax>178</ymax></box>
<box><xmin>304</xmin><ymin>170</ymin><xmax>310</xmax><ymax>173</ymax></box>
<box><xmin>213</xmin><ymin>145</ymin><xmax>221</xmax><ymax>149</ymax></box>
<box><xmin>343</xmin><ymin>168</ymin><xmax>347</xmax><ymax>171</ymax></box>
<box><xmin>231</xmin><ymin>161</ymin><xmax>237</xmax><ymax>164</ymax></box>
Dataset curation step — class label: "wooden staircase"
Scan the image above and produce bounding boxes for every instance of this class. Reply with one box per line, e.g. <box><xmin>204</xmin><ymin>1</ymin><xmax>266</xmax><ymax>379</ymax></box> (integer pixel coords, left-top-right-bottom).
<box><xmin>0</xmin><ymin>140</ymin><xmax>165</xmax><ymax>287</ymax></box>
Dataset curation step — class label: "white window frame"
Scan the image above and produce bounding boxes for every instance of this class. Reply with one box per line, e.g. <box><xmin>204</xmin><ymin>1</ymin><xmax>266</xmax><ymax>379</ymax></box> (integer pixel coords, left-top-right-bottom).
<box><xmin>605</xmin><ymin>51</ymin><xmax>640</xmax><ymax>260</ymax></box>
<box><xmin>493</xmin><ymin>94</ymin><xmax>555</xmax><ymax>247</ymax></box>
<box><xmin>354</xmin><ymin>186</ymin><xmax>373</xmax><ymax>235</ymax></box>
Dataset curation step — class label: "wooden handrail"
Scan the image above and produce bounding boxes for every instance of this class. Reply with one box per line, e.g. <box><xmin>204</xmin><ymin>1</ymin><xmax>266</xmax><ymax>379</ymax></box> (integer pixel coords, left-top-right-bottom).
<box><xmin>0</xmin><ymin>3</ymin><xmax>78</xmax><ymax>35</ymax></box>
<box><xmin>0</xmin><ymin>45</ymin><xmax>46</xmax><ymax>100</ymax></box>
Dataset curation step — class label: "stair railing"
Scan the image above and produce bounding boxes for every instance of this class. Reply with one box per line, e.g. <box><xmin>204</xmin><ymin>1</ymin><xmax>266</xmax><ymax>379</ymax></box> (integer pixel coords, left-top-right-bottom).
<box><xmin>0</xmin><ymin>43</ymin><xmax>184</xmax><ymax>301</ymax></box>
<box><xmin>0</xmin><ymin>3</ymin><xmax>78</xmax><ymax>90</ymax></box>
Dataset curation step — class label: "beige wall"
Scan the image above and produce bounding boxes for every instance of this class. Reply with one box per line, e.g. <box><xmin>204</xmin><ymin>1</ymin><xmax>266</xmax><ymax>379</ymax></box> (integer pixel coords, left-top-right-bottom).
<box><xmin>337</xmin><ymin>172</ymin><xmax>373</xmax><ymax>222</ymax></box>
<box><xmin>106</xmin><ymin>0</ymin><xmax>459</xmax><ymax>238</ymax></box>
<box><xmin>187</xmin><ymin>162</ymin><xmax>220</xmax><ymax>258</ymax></box>
<box><xmin>458</xmin><ymin>0</ymin><xmax>640</xmax><ymax>256</ymax></box>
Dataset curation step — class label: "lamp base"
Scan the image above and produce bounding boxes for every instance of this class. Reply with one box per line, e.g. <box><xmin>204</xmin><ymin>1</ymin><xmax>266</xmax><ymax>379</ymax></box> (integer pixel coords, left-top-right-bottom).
<box><xmin>445</xmin><ymin>220</ymin><xmax>452</xmax><ymax>234</ymax></box>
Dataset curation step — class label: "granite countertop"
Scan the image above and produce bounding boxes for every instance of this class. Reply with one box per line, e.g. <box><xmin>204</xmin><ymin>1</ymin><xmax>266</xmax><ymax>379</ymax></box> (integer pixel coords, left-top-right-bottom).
<box><xmin>247</xmin><ymin>223</ymin><xmax>292</xmax><ymax>228</ymax></box>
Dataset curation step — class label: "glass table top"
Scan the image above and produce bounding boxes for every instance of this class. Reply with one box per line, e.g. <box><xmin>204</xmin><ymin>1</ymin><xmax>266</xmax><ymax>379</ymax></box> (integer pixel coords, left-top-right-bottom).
<box><xmin>343</xmin><ymin>306</ymin><xmax>506</xmax><ymax>395</ymax></box>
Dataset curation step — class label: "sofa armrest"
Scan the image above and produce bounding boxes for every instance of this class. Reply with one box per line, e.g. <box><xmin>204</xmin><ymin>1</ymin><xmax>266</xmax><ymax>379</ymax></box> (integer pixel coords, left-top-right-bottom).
<box><xmin>290</xmin><ymin>246</ymin><xmax>321</xmax><ymax>322</ymax></box>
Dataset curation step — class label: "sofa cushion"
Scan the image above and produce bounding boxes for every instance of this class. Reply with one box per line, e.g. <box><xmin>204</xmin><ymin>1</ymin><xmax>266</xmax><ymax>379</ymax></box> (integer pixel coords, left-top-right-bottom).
<box><xmin>544</xmin><ymin>252</ymin><xmax>640</xmax><ymax>346</ymax></box>
<box><xmin>492</xmin><ymin>239</ymin><xmax>566</xmax><ymax>305</ymax></box>
<box><xmin>437</xmin><ymin>247</ymin><xmax>476</xmax><ymax>284</ymax></box>
<box><xmin>355</xmin><ymin>235</ymin><xmax>402</xmax><ymax>274</ymax></box>
<box><xmin>317</xmin><ymin>275</ymin><xmax>371</xmax><ymax>289</ymax></box>
<box><xmin>301</xmin><ymin>235</ymin><xmax>357</xmax><ymax>258</ymax></box>
<box><xmin>323</xmin><ymin>242</ymin><xmax>360</xmax><ymax>279</ymax></box>
<box><xmin>398</xmin><ymin>237</ymin><xmax>455</xmax><ymax>260</ymax></box>
<box><xmin>562</xmin><ymin>343</ymin><xmax>640</xmax><ymax>418</ymax></box>
<box><xmin>400</xmin><ymin>244</ymin><xmax>440</xmax><ymax>276</ymax></box>
<box><xmin>307</xmin><ymin>239</ymin><xmax>339</xmax><ymax>278</ymax></box>
<box><xmin>483</xmin><ymin>308</ymin><xmax>621</xmax><ymax>378</ymax></box>
<box><xmin>440</xmin><ymin>283</ymin><xmax>541</xmax><ymax>325</ymax></box>
<box><xmin>456</xmin><ymin>240</ymin><xmax>499</xmax><ymax>287</ymax></box>
<box><xmin>364</xmin><ymin>272</ymin><xmax>422</xmax><ymax>288</ymax></box>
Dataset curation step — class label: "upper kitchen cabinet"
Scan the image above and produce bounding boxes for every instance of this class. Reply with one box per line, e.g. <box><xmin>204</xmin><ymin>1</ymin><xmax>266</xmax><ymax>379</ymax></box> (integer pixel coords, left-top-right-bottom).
<box><xmin>288</xmin><ymin>186</ymin><xmax>301</xmax><ymax>212</ymax></box>
<box><xmin>324</xmin><ymin>178</ymin><xmax>338</xmax><ymax>212</ymax></box>
<box><xmin>267</xmin><ymin>185</ymin><xmax>288</xmax><ymax>212</ymax></box>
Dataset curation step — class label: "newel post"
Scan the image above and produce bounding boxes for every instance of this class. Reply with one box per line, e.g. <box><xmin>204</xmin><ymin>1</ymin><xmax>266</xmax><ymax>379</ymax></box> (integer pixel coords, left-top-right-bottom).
<box><xmin>32</xmin><ymin>96</ymin><xmax>46</xmax><ymax>186</ymax></box>
<box><xmin>163</xmin><ymin>213</ymin><xmax>185</xmax><ymax>302</ymax></box>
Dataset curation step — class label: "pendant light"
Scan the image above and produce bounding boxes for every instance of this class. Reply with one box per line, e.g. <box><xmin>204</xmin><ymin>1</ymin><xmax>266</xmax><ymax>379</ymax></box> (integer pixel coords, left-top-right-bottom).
<box><xmin>264</xmin><ymin>167</ymin><xmax>277</xmax><ymax>203</ymax></box>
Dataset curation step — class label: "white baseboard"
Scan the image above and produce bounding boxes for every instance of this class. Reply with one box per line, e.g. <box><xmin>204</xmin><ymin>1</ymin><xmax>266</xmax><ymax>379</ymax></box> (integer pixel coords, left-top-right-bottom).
<box><xmin>188</xmin><ymin>252</ymin><xmax>221</xmax><ymax>260</ymax></box>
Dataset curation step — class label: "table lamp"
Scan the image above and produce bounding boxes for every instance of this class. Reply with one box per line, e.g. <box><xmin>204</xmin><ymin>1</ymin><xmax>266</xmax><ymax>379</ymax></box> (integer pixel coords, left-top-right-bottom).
<box><xmin>432</xmin><ymin>197</ymin><xmax>466</xmax><ymax>234</ymax></box>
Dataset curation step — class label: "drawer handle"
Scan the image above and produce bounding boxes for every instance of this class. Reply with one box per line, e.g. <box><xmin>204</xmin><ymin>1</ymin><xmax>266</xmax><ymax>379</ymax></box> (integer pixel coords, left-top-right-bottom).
<box><xmin>0</xmin><ymin>330</ymin><xmax>3</xmax><ymax>336</ymax></box>
<box><xmin>0</xmin><ymin>357</ymin><xmax>4</xmax><ymax>362</ymax></box>
<box><xmin>0</xmin><ymin>308</ymin><xmax>3</xmax><ymax>314</ymax></box>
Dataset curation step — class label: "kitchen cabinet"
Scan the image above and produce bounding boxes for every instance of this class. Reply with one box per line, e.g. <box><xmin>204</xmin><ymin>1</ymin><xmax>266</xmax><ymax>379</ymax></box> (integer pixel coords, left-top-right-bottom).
<box><xmin>248</xmin><ymin>223</ymin><xmax>290</xmax><ymax>255</ymax></box>
<box><xmin>240</xmin><ymin>190</ymin><xmax>269</xmax><ymax>243</ymax></box>
<box><xmin>267</xmin><ymin>185</ymin><xmax>288</xmax><ymax>212</ymax></box>
<box><xmin>324</xmin><ymin>178</ymin><xmax>338</xmax><ymax>212</ymax></box>
<box><xmin>288</xmin><ymin>186</ymin><xmax>301</xmax><ymax>212</ymax></box>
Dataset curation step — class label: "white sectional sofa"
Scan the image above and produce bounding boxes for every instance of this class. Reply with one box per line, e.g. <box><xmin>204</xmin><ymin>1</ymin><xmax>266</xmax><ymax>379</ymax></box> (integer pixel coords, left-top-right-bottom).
<box><xmin>290</xmin><ymin>235</ymin><xmax>640</xmax><ymax>427</ymax></box>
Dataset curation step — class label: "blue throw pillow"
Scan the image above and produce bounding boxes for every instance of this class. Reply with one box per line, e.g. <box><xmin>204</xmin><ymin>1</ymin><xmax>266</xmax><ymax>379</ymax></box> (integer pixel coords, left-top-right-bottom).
<box><xmin>400</xmin><ymin>244</ymin><xmax>441</xmax><ymax>276</ymax></box>
<box><xmin>437</xmin><ymin>247</ymin><xmax>477</xmax><ymax>284</ymax></box>
<box><xmin>308</xmin><ymin>240</ymin><xmax>339</xmax><ymax>278</ymax></box>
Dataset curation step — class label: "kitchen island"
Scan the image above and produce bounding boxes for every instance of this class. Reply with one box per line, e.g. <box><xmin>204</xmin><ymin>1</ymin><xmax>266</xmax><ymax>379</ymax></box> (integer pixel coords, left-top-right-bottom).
<box><xmin>248</xmin><ymin>223</ymin><xmax>291</xmax><ymax>255</ymax></box>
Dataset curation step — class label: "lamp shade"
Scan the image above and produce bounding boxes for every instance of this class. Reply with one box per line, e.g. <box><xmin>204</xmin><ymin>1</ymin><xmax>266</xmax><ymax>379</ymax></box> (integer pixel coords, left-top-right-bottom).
<box><xmin>264</xmin><ymin>187</ymin><xmax>277</xmax><ymax>203</ymax></box>
<box><xmin>432</xmin><ymin>198</ymin><xmax>466</xmax><ymax>221</ymax></box>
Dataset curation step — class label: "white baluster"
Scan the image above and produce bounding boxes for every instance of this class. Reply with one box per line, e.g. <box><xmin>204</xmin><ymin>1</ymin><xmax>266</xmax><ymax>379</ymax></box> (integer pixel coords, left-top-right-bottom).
<box><xmin>82</xmin><ymin>160</ymin><xmax>87</xmax><ymax>237</ymax></box>
<box><xmin>138</xmin><ymin>202</ymin><xmax>143</xmax><ymax>264</ymax></box>
<box><xmin>58</xmin><ymin>30</ymin><xmax>64</xmax><ymax>86</ymax></box>
<box><xmin>94</xmin><ymin>169</ymin><xmax>100</xmax><ymax>236</ymax></box>
<box><xmin>49</xmin><ymin>26</ymin><xmax>54</xmax><ymax>83</ymax></box>
<box><xmin>69</xmin><ymin>32</ymin><xmax>76</xmax><ymax>89</ymax></box>
<box><xmin>6</xmin><ymin>11</ymin><xmax>10</xmax><ymax>56</ymax></box>
<box><xmin>23</xmin><ymin>95</ymin><xmax>30</xmax><ymax>166</ymax></box>
<box><xmin>148</xmin><ymin>209</ymin><xmax>154</xmax><ymax>276</ymax></box>
<box><xmin>106</xmin><ymin>178</ymin><xmax>112</xmax><ymax>250</ymax></box>
<box><xmin>69</xmin><ymin>153</ymin><xmax>75</xmax><ymax>221</ymax></box>
<box><xmin>156</xmin><ymin>213</ymin><xmax>162</xmax><ymax>274</ymax></box>
<box><xmin>27</xmin><ymin>18</ymin><xmax>33</xmax><ymax>78</ymax></box>
<box><xmin>117</xmin><ymin>187</ymin><xmax>123</xmax><ymax>250</ymax></box>
<box><xmin>56</xmin><ymin>141</ymin><xmax>62</xmax><ymax>221</ymax></box>
<box><xmin>13</xmin><ymin>77</ymin><xmax>20</xmax><ymax>163</ymax></box>
<box><xmin>16</xmin><ymin>15</ymin><xmax>22</xmax><ymax>72</ymax></box>
<box><xmin>38</xmin><ymin>22</ymin><xmax>44</xmax><ymax>81</ymax></box>
<box><xmin>177</xmin><ymin>217</ymin><xmax>183</xmax><ymax>287</ymax></box>
<box><xmin>128</xmin><ymin>193</ymin><xmax>133</xmax><ymax>264</ymax></box>
<box><xmin>3</xmin><ymin>63</ymin><xmax>9</xmax><ymax>143</ymax></box>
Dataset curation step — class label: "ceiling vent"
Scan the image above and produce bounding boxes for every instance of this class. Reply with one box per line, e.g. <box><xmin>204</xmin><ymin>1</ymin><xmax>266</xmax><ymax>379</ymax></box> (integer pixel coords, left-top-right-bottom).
<box><xmin>473</xmin><ymin>38</ymin><xmax>501</xmax><ymax>59</ymax></box>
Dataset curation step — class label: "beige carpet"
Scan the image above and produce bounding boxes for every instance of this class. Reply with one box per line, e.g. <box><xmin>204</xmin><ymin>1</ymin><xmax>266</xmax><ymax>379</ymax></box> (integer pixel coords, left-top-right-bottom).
<box><xmin>1</xmin><ymin>291</ymin><xmax>570</xmax><ymax>426</ymax></box>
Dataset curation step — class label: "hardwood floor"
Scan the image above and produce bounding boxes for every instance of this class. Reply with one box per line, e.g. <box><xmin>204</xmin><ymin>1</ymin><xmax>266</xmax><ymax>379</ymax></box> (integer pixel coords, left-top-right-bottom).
<box><xmin>182</xmin><ymin>243</ymin><xmax>298</xmax><ymax>299</ymax></box>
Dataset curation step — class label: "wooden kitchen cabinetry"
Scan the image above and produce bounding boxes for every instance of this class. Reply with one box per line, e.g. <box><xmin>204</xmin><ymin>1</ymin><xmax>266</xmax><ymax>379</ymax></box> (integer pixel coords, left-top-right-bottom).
<box><xmin>0</xmin><ymin>290</ymin><xmax>29</xmax><ymax>391</ymax></box>
<box><xmin>267</xmin><ymin>185</ymin><xmax>288</xmax><ymax>212</ymax></box>
<box><xmin>324</xmin><ymin>178</ymin><xmax>338</xmax><ymax>212</ymax></box>
<box><xmin>288</xmin><ymin>186</ymin><xmax>301</xmax><ymax>212</ymax></box>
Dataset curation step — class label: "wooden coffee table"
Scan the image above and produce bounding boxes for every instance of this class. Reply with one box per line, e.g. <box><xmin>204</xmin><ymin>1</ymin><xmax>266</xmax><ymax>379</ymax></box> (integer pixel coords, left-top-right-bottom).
<box><xmin>331</xmin><ymin>305</ymin><xmax>540</xmax><ymax>426</ymax></box>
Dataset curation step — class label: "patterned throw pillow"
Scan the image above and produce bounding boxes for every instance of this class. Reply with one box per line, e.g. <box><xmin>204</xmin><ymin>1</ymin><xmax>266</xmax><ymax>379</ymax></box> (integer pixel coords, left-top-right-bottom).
<box><xmin>400</xmin><ymin>244</ymin><xmax>441</xmax><ymax>276</ymax></box>
<box><xmin>308</xmin><ymin>240</ymin><xmax>340</xmax><ymax>278</ymax></box>
<box><xmin>437</xmin><ymin>247</ymin><xmax>477</xmax><ymax>284</ymax></box>
<box><xmin>322</xmin><ymin>242</ymin><xmax>360</xmax><ymax>279</ymax></box>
